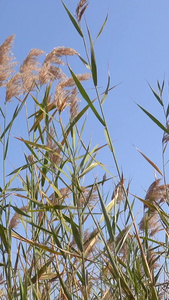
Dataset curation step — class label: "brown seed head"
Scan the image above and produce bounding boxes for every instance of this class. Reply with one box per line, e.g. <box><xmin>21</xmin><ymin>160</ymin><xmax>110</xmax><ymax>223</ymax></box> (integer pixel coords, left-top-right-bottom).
<box><xmin>76</xmin><ymin>0</ymin><xmax>88</xmax><ymax>22</ymax></box>
<box><xmin>139</xmin><ymin>210</ymin><xmax>161</xmax><ymax>236</ymax></box>
<box><xmin>6</xmin><ymin>72</ymin><xmax>23</xmax><ymax>101</ymax></box>
<box><xmin>69</xmin><ymin>87</ymin><xmax>80</xmax><ymax>119</ymax></box>
<box><xmin>112</xmin><ymin>176</ymin><xmax>125</xmax><ymax>203</ymax></box>
<box><xmin>20</xmin><ymin>49</ymin><xmax>44</xmax><ymax>92</ymax></box>
<box><xmin>10</xmin><ymin>206</ymin><xmax>28</xmax><ymax>229</ymax></box>
<box><xmin>0</xmin><ymin>34</ymin><xmax>17</xmax><ymax>86</ymax></box>
<box><xmin>54</xmin><ymin>73</ymin><xmax>91</xmax><ymax>111</ymax></box>
<box><xmin>145</xmin><ymin>179</ymin><xmax>169</xmax><ymax>208</ymax></box>
<box><xmin>47</xmin><ymin>128</ymin><xmax>62</xmax><ymax>167</ymax></box>
<box><xmin>39</xmin><ymin>62</ymin><xmax>67</xmax><ymax>85</ymax></box>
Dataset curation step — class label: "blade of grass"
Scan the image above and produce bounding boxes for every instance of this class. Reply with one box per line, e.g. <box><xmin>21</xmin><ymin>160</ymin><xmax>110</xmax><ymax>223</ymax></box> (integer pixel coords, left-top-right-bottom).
<box><xmin>69</xmin><ymin>67</ymin><xmax>105</xmax><ymax>126</ymax></box>
<box><xmin>62</xmin><ymin>1</ymin><xmax>83</xmax><ymax>38</ymax></box>
<box><xmin>148</xmin><ymin>82</ymin><xmax>163</xmax><ymax>106</ymax></box>
<box><xmin>137</xmin><ymin>104</ymin><xmax>169</xmax><ymax>133</ymax></box>
<box><xmin>134</xmin><ymin>146</ymin><xmax>163</xmax><ymax>176</ymax></box>
<box><xmin>87</xmin><ymin>25</ymin><xmax>97</xmax><ymax>86</ymax></box>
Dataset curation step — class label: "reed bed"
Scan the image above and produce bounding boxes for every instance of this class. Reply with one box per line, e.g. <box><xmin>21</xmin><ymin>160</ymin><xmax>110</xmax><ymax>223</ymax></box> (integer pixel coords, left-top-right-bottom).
<box><xmin>0</xmin><ymin>1</ymin><xmax>169</xmax><ymax>299</ymax></box>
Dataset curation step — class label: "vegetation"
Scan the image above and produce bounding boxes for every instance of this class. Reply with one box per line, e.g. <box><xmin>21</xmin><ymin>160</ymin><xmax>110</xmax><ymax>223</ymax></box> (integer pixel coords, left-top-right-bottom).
<box><xmin>0</xmin><ymin>1</ymin><xmax>169</xmax><ymax>299</ymax></box>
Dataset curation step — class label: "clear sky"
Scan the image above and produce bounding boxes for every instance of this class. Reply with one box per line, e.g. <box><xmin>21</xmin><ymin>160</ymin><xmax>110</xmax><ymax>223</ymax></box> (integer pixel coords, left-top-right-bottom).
<box><xmin>1</xmin><ymin>0</ymin><xmax>169</xmax><ymax>212</ymax></box>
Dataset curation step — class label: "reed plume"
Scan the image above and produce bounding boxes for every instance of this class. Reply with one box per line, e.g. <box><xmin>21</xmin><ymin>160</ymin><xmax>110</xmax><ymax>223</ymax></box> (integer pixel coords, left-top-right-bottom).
<box><xmin>76</xmin><ymin>0</ymin><xmax>88</xmax><ymax>22</ymax></box>
<box><xmin>6</xmin><ymin>72</ymin><xmax>23</xmax><ymax>101</ymax></box>
<box><xmin>0</xmin><ymin>35</ymin><xmax>17</xmax><ymax>87</ymax></box>
<box><xmin>10</xmin><ymin>206</ymin><xmax>28</xmax><ymax>229</ymax></box>
<box><xmin>54</xmin><ymin>73</ymin><xmax>91</xmax><ymax>111</ymax></box>
<box><xmin>20</xmin><ymin>48</ymin><xmax>44</xmax><ymax>92</ymax></box>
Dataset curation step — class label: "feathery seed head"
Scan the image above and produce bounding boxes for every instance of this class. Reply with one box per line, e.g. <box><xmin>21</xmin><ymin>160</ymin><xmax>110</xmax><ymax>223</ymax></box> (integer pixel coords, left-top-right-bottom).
<box><xmin>0</xmin><ymin>34</ymin><xmax>17</xmax><ymax>87</ymax></box>
<box><xmin>39</xmin><ymin>63</ymin><xmax>67</xmax><ymax>85</ymax></box>
<box><xmin>49</xmin><ymin>187</ymin><xmax>71</xmax><ymax>205</ymax></box>
<box><xmin>20</xmin><ymin>48</ymin><xmax>44</xmax><ymax>92</ymax></box>
<box><xmin>111</xmin><ymin>175</ymin><xmax>125</xmax><ymax>203</ymax></box>
<box><xmin>47</xmin><ymin>128</ymin><xmax>62</xmax><ymax>167</ymax></box>
<box><xmin>51</xmin><ymin>47</ymin><xmax>79</xmax><ymax>57</ymax></box>
<box><xmin>145</xmin><ymin>179</ymin><xmax>169</xmax><ymax>208</ymax></box>
<box><xmin>54</xmin><ymin>73</ymin><xmax>91</xmax><ymax>111</ymax></box>
<box><xmin>69</xmin><ymin>87</ymin><xmax>80</xmax><ymax>119</ymax></box>
<box><xmin>76</xmin><ymin>0</ymin><xmax>88</xmax><ymax>22</ymax></box>
<box><xmin>139</xmin><ymin>210</ymin><xmax>161</xmax><ymax>236</ymax></box>
<box><xmin>6</xmin><ymin>72</ymin><xmax>23</xmax><ymax>101</ymax></box>
<box><xmin>10</xmin><ymin>206</ymin><xmax>28</xmax><ymax>229</ymax></box>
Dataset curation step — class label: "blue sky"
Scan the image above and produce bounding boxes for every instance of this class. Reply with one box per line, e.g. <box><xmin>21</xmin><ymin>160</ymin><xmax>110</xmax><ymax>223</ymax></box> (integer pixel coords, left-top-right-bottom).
<box><xmin>1</xmin><ymin>0</ymin><xmax>169</xmax><ymax>212</ymax></box>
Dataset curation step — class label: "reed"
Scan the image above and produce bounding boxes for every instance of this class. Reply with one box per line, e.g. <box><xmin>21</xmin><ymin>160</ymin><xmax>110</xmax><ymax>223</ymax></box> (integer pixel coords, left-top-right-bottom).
<box><xmin>0</xmin><ymin>1</ymin><xmax>169</xmax><ymax>299</ymax></box>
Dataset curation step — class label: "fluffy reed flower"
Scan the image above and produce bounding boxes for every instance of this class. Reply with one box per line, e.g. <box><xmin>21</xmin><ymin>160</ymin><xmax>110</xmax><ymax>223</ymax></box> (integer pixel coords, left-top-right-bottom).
<box><xmin>6</xmin><ymin>72</ymin><xmax>23</xmax><ymax>101</ymax></box>
<box><xmin>69</xmin><ymin>87</ymin><xmax>80</xmax><ymax>119</ymax></box>
<box><xmin>83</xmin><ymin>229</ymin><xmax>98</xmax><ymax>256</ymax></box>
<box><xmin>54</xmin><ymin>73</ymin><xmax>91</xmax><ymax>111</ymax></box>
<box><xmin>0</xmin><ymin>34</ymin><xmax>17</xmax><ymax>87</ymax></box>
<box><xmin>139</xmin><ymin>210</ymin><xmax>161</xmax><ymax>236</ymax></box>
<box><xmin>20</xmin><ymin>49</ymin><xmax>44</xmax><ymax>92</ymax></box>
<box><xmin>44</xmin><ymin>47</ymin><xmax>79</xmax><ymax>65</ymax></box>
<box><xmin>47</xmin><ymin>127</ymin><xmax>62</xmax><ymax>167</ymax></box>
<box><xmin>76</xmin><ymin>0</ymin><xmax>88</xmax><ymax>22</ymax></box>
<box><xmin>147</xmin><ymin>249</ymin><xmax>160</xmax><ymax>271</ymax></box>
<box><xmin>47</xmin><ymin>46</ymin><xmax>78</xmax><ymax>58</ymax></box>
<box><xmin>60</xmin><ymin>73</ymin><xmax>91</xmax><ymax>88</ymax></box>
<box><xmin>115</xmin><ymin>226</ymin><xmax>131</xmax><ymax>260</ymax></box>
<box><xmin>107</xmin><ymin>226</ymin><xmax>131</xmax><ymax>261</ymax></box>
<box><xmin>145</xmin><ymin>179</ymin><xmax>169</xmax><ymax>208</ymax></box>
<box><xmin>10</xmin><ymin>206</ymin><xmax>28</xmax><ymax>229</ymax></box>
<box><xmin>111</xmin><ymin>176</ymin><xmax>125</xmax><ymax>203</ymax></box>
<box><xmin>54</xmin><ymin>82</ymin><xmax>69</xmax><ymax>111</ymax></box>
<box><xmin>49</xmin><ymin>187</ymin><xmax>71</xmax><ymax>205</ymax></box>
<box><xmin>78</xmin><ymin>186</ymin><xmax>98</xmax><ymax>206</ymax></box>
<box><xmin>39</xmin><ymin>62</ymin><xmax>67</xmax><ymax>85</ymax></box>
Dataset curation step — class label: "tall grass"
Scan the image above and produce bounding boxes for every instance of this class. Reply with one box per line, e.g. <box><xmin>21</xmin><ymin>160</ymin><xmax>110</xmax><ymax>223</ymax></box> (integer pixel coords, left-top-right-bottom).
<box><xmin>0</xmin><ymin>1</ymin><xmax>169</xmax><ymax>299</ymax></box>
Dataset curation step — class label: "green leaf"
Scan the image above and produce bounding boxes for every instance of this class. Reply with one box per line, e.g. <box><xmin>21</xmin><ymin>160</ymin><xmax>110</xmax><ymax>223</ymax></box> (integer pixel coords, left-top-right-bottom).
<box><xmin>31</xmin><ymin>258</ymin><xmax>53</xmax><ymax>284</ymax></box>
<box><xmin>1</xmin><ymin>93</ymin><xmax>28</xmax><ymax>139</ymax></box>
<box><xmin>97</xmin><ymin>186</ymin><xmax>114</xmax><ymax>241</ymax></box>
<box><xmin>101</xmin><ymin>71</ymin><xmax>110</xmax><ymax>105</ymax></box>
<box><xmin>79</xmin><ymin>162</ymin><xmax>98</xmax><ymax>177</ymax></box>
<box><xmin>62</xmin><ymin>1</ymin><xmax>83</xmax><ymax>38</ymax></box>
<box><xmin>148</xmin><ymin>82</ymin><xmax>163</xmax><ymax>106</ymax></box>
<box><xmin>11</xmin><ymin>205</ymin><xmax>30</xmax><ymax>218</ymax></box>
<box><xmin>69</xmin><ymin>67</ymin><xmax>105</xmax><ymax>126</ymax></box>
<box><xmin>137</xmin><ymin>104</ymin><xmax>169</xmax><ymax>133</ymax></box>
<box><xmin>78</xmin><ymin>55</ymin><xmax>91</xmax><ymax>69</ymax></box>
<box><xmin>87</xmin><ymin>26</ymin><xmax>97</xmax><ymax>86</ymax></box>
<box><xmin>0</xmin><ymin>225</ymin><xmax>8</xmax><ymax>252</ymax></box>
<box><xmin>96</xmin><ymin>13</ymin><xmax>108</xmax><ymax>39</ymax></box>
<box><xmin>70</xmin><ymin>216</ymin><xmax>83</xmax><ymax>252</ymax></box>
